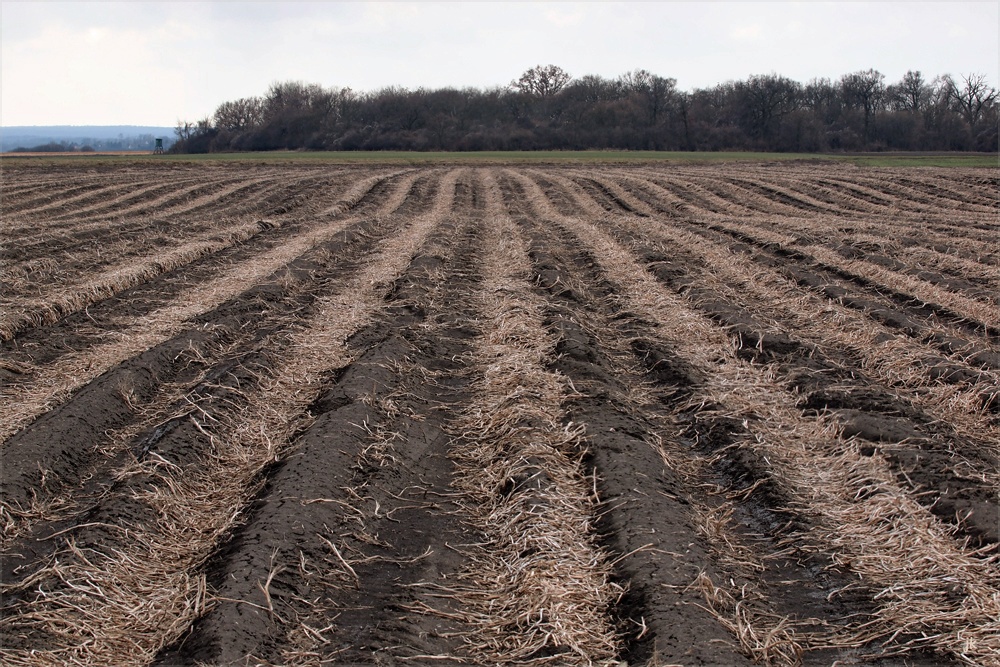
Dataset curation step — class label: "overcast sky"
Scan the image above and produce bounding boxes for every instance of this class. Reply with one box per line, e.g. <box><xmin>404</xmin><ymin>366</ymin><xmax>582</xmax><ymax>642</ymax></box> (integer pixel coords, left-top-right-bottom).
<box><xmin>2</xmin><ymin>1</ymin><xmax>997</xmax><ymax>127</ymax></box>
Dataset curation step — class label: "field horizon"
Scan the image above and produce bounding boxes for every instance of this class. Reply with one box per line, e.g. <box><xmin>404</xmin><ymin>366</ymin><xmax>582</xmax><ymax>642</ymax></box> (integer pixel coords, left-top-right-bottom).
<box><xmin>2</xmin><ymin>149</ymin><xmax>997</xmax><ymax>168</ymax></box>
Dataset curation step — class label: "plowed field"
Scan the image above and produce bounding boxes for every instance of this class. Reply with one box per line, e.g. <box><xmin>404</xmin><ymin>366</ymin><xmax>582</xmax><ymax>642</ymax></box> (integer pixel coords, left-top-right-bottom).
<box><xmin>1</xmin><ymin>161</ymin><xmax>998</xmax><ymax>667</ymax></box>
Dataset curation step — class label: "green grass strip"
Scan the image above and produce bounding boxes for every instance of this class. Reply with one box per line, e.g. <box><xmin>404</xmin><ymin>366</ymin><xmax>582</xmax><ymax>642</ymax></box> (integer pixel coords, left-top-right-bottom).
<box><xmin>3</xmin><ymin>150</ymin><xmax>997</xmax><ymax>168</ymax></box>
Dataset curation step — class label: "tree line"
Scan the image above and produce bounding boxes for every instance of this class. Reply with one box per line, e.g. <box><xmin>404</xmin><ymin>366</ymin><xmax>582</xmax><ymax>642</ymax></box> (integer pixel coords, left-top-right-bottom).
<box><xmin>173</xmin><ymin>66</ymin><xmax>998</xmax><ymax>153</ymax></box>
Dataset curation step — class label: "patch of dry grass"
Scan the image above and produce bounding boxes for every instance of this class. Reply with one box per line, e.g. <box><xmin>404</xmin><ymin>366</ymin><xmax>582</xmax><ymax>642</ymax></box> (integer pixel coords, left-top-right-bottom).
<box><xmin>417</xmin><ymin>174</ymin><xmax>621</xmax><ymax>665</ymax></box>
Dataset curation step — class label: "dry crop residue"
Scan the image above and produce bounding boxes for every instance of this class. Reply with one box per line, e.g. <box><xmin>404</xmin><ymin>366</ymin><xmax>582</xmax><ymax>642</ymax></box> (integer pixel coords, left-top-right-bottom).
<box><xmin>1</xmin><ymin>161</ymin><xmax>997</xmax><ymax>667</ymax></box>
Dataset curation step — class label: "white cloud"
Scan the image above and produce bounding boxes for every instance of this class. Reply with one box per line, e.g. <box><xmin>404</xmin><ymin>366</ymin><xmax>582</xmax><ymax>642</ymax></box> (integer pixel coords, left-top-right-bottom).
<box><xmin>947</xmin><ymin>24</ymin><xmax>969</xmax><ymax>39</ymax></box>
<box><xmin>545</xmin><ymin>8</ymin><xmax>585</xmax><ymax>28</ymax></box>
<box><xmin>729</xmin><ymin>24</ymin><xmax>764</xmax><ymax>41</ymax></box>
<box><xmin>84</xmin><ymin>26</ymin><xmax>107</xmax><ymax>43</ymax></box>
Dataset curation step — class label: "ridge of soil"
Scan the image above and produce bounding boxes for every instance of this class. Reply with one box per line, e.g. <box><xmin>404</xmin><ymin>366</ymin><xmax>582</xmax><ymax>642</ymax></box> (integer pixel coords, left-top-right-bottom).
<box><xmin>2</xmin><ymin>161</ymin><xmax>997</xmax><ymax>667</ymax></box>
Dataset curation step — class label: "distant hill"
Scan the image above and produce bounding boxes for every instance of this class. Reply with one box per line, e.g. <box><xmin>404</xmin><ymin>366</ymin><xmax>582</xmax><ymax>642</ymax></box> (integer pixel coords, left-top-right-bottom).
<box><xmin>1</xmin><ymin>125</ymin><xmax>176</xmax><ymax>152</ymax></box>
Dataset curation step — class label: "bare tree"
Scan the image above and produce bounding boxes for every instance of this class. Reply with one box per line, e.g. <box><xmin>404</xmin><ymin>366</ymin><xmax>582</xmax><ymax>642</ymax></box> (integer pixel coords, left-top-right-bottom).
<box><xmin>945</xmin><ymin>73</ymin><xmax>998</xmax><ymax>126</ymax></box>
<box><xmin>737</xmin><ymin>73</ymin><xmax>800</xmax><ymax>138</ymax></box>
<box><xmin>841</xmin><ymin>69</ymin><xmax>886</xmax><ymax>144</ymax></box>
<box><xmin>890</xmin><ymin>70</ymin><xmax>930</xmax><ymax>112</ymax></box>
<box><xmin>513</xmin><ymin>65</ymin><xmax>572</xmax><ymax>97</ymax></box>
<box><xmin>214</xmin><ymin>97</ymin><xmax>264</xmax><ymax>132</ymax></box>
<box><xmin>802</xmin><ymin>78</ymin><xmax>838</xmax><ymax>116</ymax></box>
<box><xmin>262</xmin><ymin>81</ymin><xmax>328</xmax><ymax>119</ymax></box>
<box><xmin>569</xmin><ymin>74</ymin><xmax>623</xmax><ymax>104</ymax></box>
<box><xmin>621</xmin><ymin>69</ymin><xmax>677</xmax><ymax>124</ymax></box>
<box><xmin>174</xmin><ymin>120</ymin><xmax>195</xmax><ymax>142</ymax></box>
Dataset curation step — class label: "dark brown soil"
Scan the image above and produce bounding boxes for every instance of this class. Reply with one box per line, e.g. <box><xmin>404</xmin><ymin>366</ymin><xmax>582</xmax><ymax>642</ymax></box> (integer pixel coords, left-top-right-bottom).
<box><xmin>2</xmin><ymin>162</ymin><xmax>996</xmax><ymax>667</ymax></box>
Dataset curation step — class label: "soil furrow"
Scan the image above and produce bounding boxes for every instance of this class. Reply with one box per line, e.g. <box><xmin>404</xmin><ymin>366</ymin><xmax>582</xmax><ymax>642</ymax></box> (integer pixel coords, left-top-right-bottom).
<box><xmin>600</xmin><ymin>174</ymin><xmax>1000</xmax><ymax>304</ymax></box>
<box><xmin>0</xmin><ymin>174</ymin><xmax>413</xmax><ymax>376</ymax></box>
<box><xmin>706</xmin><ymin>175</ymin><xmax>862</xmax><ymax>215</ymax></box>
<box><xmin>683</xmin><ymin>216</ymin><xmax>1000</xmax><ymax>341</ymax></box>
<box><xmin>726</xmin><ymin>214</ymin><xmax>1000</xmax><ymax>304</ymax></box>
<box><xmin>778</xmin><ymin>178</ymin><xmax>883</xmax><ymax>214</ymax></box>
<box><xmin>36</xmin><ymin>176</ymin><xmax>231</xmax><ymax>223</ymax></box>
<box><xmin>627</xmin><ymin>172</ymin><xmax>734</xmax><ymax>215</ymax></box>
<box><xmin>0</xmin><ymin>169</ymin><xmax>463</xmax><ymax>667</ymax></box>
<box><xmin>0</xmin><ymin>171</ymin><xmax>419</xmax><ymax>446</ymax></box>
<box><xmin>2</xmin><ymin>169</ymin><xmax>389</xmax><ymax>296</ymax></box>
<box><xmin>498</xmin><ymin>172</ymin><xmax>754</xmax><ymax>666</ymax></box>
<box><xmin>2</xmin><ymin>161</ymin><xmax>997</xmax><ymax>667</ymax></box>
<box><xmin>893</xmin><ymin>174</ymin><xmax>1000</xmax><ymax>214</ymax></box>
<box><xmin>159</xmin><ymin>176</ymin><xmax>484</xmax><ymax>665</ymax></box>
<box><xmin>44</xmin><ymin>176</ymin><xmax>253</xmax><ymax>223</ymax></box>
<box><xmin>0</xmin><ymin>175</ymin><xmax>425</xmax><ymax>557</ymax></box>
<box><xmin>0</xmin><ymin>217</ymin><xmax>291</xmax><ymax>338</ymax></box>
<box><xmin>3</xmin><ymin>176</ymin><xmax>195</xmax><ymax>219</ymax></box>
<box><xmin>788</xmin><ymin>177</ymin><xmax>894</xmax><ymax>214</ymax></box>
<box><xmin>715</xmin><ymin>177</ymin><xmax>826</xmax><ymax>215</ymax></box>
<box><xmin>508</xmin><ymin>168</ymin><xmax>999</xmax><ymax>666</ymax></box>
<box><xmin>509</xmin><ymin>169</ymin><xmax>894</xmax><ymax>664</ymax></box>
<box><xmin>425</xmin><ymin>172</ymin><xmax>620</xmax><ymax>664</ymax></box>
<box><xmin>592</xmin><ymin>211</ymin><xmax>999</xmax><ymax>548</ymax></box>
<box><xmin>6</xmin><ymin>201</ymin><xmax>242</xmax><ymax>264</ymax></box>
<box><xmin>847</xmin><ymin>173</ymin><xmax>980</xmax><ymax>213</ymax></box>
